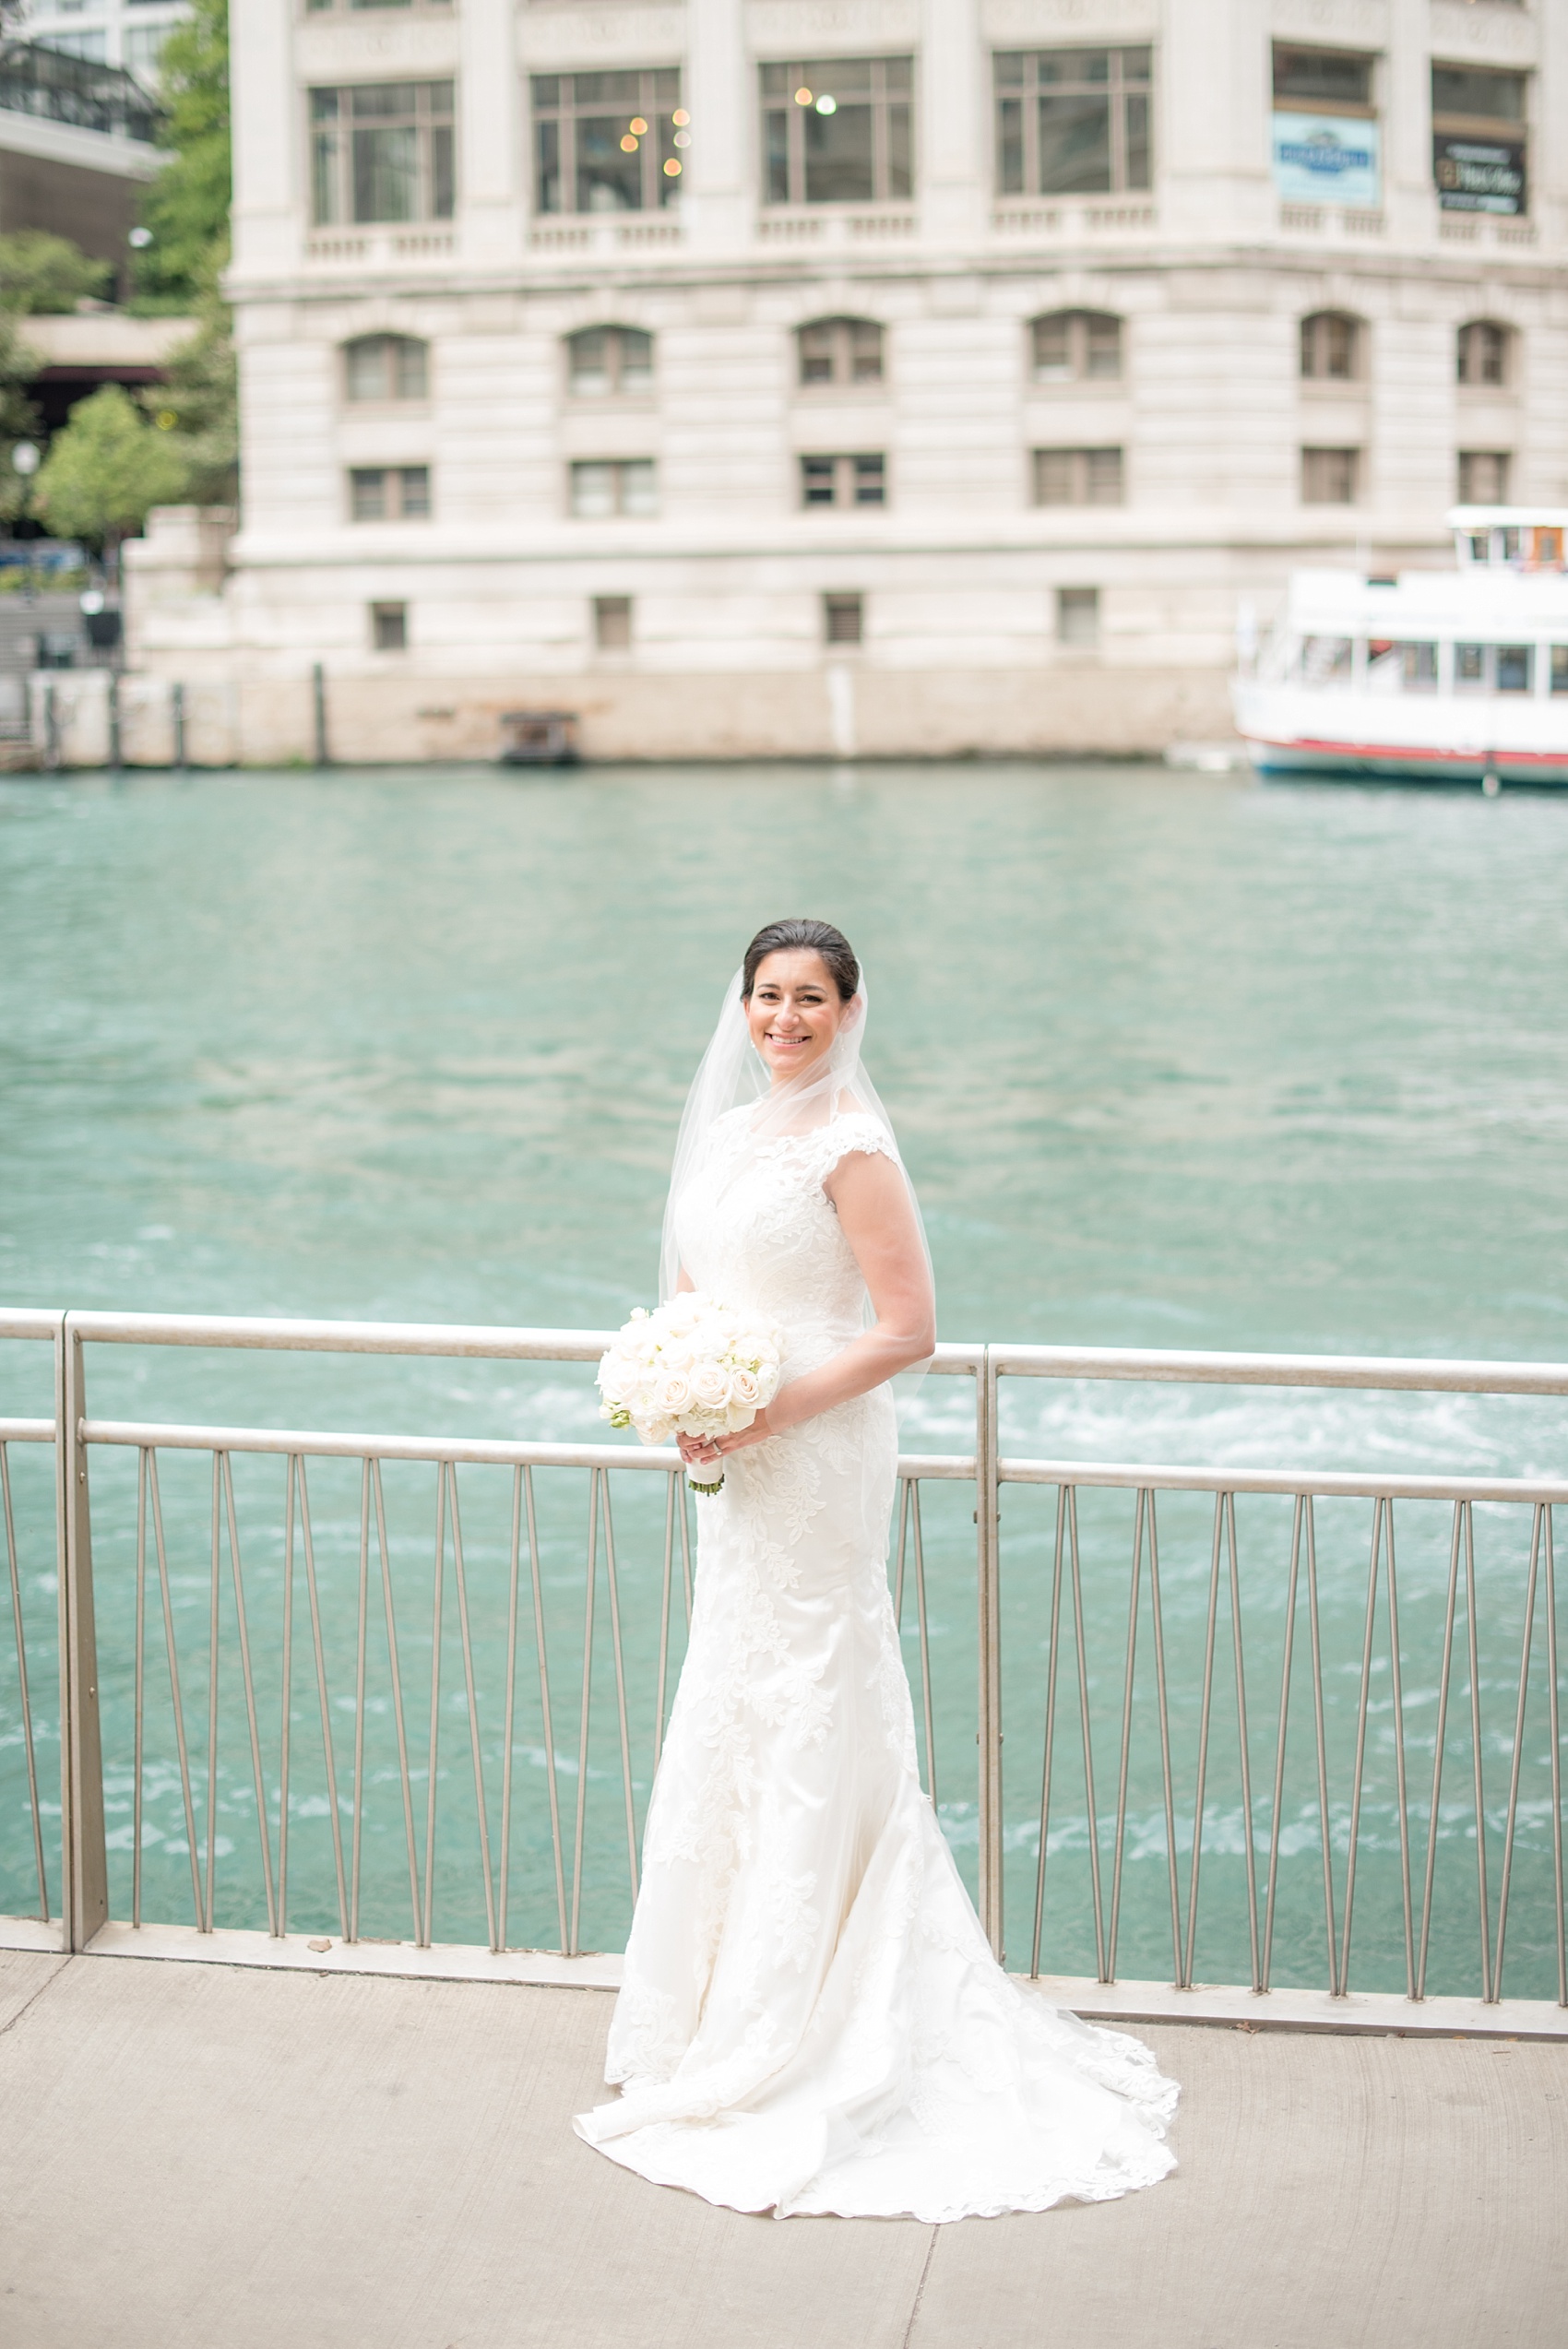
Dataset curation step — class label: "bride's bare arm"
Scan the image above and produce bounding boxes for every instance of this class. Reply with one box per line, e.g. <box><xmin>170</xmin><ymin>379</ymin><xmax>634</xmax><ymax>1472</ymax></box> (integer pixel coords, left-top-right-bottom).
<box><xmin>686</xmin><ymin>1150</ymin><xmax>934</xmax><ymax>1463</ymax></box>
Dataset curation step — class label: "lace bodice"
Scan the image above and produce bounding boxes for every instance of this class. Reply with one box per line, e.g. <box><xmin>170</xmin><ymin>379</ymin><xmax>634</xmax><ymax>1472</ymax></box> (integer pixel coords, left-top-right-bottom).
<box><xmin>672</xmin><ymin>1108</ymin><xmax>896</xmax><ymax>1349</ymax></box>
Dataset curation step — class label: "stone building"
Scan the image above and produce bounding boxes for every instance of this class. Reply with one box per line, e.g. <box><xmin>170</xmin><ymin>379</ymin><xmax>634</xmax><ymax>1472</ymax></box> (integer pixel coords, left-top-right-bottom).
<box><xmin>130</xmin><ymin>0</ymin><xmax>1568</xmax><ymax>763</ymax></box>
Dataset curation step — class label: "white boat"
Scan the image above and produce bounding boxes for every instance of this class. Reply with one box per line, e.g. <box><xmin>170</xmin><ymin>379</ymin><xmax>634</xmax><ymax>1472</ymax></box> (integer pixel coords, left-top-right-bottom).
<box><xmin>1232</xmin><ymin>507</ymin><xmax>1568</xmax><ymax>785</ymax></box>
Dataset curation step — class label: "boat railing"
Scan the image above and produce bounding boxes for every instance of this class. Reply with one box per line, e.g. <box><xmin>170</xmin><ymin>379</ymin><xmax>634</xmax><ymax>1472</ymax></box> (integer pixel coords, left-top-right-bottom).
<box><xmin>2</xmin><ymin>1307</ymin><xmax>1565</xmax><ymax>2035</ymax></box>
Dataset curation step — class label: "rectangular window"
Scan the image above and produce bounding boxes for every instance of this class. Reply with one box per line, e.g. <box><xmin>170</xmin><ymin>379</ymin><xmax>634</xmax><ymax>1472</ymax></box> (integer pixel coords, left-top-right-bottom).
<box><xmin>800</xmin><ymin>319</ymin><xmax>885</xmax><ymax>386</ymax></box>
<box><xmin>311</xmin><ymin>84</ymin><xmax>455</xmax><ymax>226</ymax></box>
<box><xmin>1271</xmin><ymin>45</ymin><xmax>1380</xmax><ymax>210</ymax></box>
<box><xmin>371</xmin><ymin>601</ymin><xmax>408</xmax><ymax>649</ymax></box>
<box><xmin>1458</xmin><ymin>450</ymin><xmax>1511</xmax><ymax>504</ymax></box>
<box><xmin>995</xmin><ymin>49</ymin><xmax>1151</xmax><ymax>197</ymax></box>
<box><xmin>801</xmin><ymin>455</ymin><xmax>885</xmax><ymax>508</ymax></box>
<box><xmin>1496</xmin><ymin>644</ymin><xmax>1532</xmax><ymax>694</ymax></box>
<box><xmin>350</xmin><ymin>466</ymin><xmax>430</xmax><ymax>520</ymax></box>
<box><xmin>1057</xmin><ymin>587</ymin><xmax>1099</xmax><ymax>646</ymax></box>
<box><xmin>824</xmin><ymin>592</ymin><xmax>864</xmax><ymax>644</ymax></box>
<box><xmin>1399</xmin><ymin>642</ymin><xmax>1438</xmax><ymax>691</ymax></box>
<box><xmin>1033</xmin><ymin>447</ymin><xmax>1123</xmax><ymax>506</ymax></box>
<box><xmin>761</xmin><ymin>59</ymin><xmax>913</xmax><ymax>207</ymax></box>
<box><xmin>532</xmin><ymin>72</ymin><xmax>683</xmax><ymax>214</ymax></box>
<box><xmin>569</xmin><ymin>460</ymin><xmax>659</xmax><ymax>517</ymax></box>
<box><xmin>1455</xmin><ymin>643</ymin><xmax>1488</xmax><ymax>691</ymax></box>
<box><xmin>568</xmin><ymin>327</ymin><xmax>654</xmax><ymax>396</ymax></box>
<box><xmin>1032</xmin><ymin>311</ymin><xmax>1122</xmax><ymax>382</ymax></box>
<box><xmin>594</xmin><ymin>595</ymin><xmax>633</xmax><ymax>648</ymax></box>
<box><xmin>1432</xmin><ymin>66</ymin><xmax>1527</xmax><ymax>216</ymax></box>
<box><xmin>1301</xmin><ymin>446</ymin><xmax>1360</xmax><ymax>504</ymax></box>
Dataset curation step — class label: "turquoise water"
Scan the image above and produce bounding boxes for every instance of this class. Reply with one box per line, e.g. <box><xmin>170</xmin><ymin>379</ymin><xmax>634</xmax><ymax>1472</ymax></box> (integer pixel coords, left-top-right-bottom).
<box><xmin>2</xmin><ymin>763</ymin><xmax>1567</xmax><ymax>1992</ymax></box>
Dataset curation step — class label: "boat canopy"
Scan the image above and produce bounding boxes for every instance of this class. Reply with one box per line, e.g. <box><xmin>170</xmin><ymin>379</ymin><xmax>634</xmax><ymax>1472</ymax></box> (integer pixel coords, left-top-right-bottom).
<box><xmin>1447</xmin><ymin>506</ymin><xmax>1568</xmax><ymax>572</ymax></box>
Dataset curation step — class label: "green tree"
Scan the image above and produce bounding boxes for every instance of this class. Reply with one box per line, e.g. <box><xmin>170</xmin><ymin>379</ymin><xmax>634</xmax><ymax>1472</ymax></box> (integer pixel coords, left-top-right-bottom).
<box><xmin>0</xmin><ymin>231</ymin><xmax>111</xmax><ymax>314</ymax></box>
<box><xmin>132</xmin><ymin>0</ymin><xmax>231</xmax><ymax>314</ymax></box>
<box><xmin>142</xmin><ymin>261</ymin><xmax>237</xmax><ymax>504</ymax></box>
<box><xmin>32</xmin><ymin>383</ymin><xmax>189</xmax><ymax>557</ymax></box>
<box><xmin>0</xmin><ymin>313</ymin><xmax>42</xmax><ymax>525</ymax></box>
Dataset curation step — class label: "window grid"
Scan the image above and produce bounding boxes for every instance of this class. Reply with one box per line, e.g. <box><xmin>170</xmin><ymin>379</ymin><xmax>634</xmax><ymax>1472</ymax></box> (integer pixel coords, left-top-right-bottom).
<box><xmin>1033</xmin><ymin>447</ymin><xmax>1123</xmax><ymax>506</ymax></box>
<box><xmin>1458</xmin><ymin>450</ymin><xmax>1512</xmax><ymax>504</ymax></box>
<box><xmin>594</xmin><ymin>596</ymin><xmax>633</xmax><ymax>649</ymax></box>
<box><xmin>996</xmin><ymin>48</ymin><xmax>1152</xmax><ymax>198</ymax></box>
<box><xmin>1300</xmin><ymin>313</ymin><xmax>1362</xmax><ymax>382</ymax></box>
<box><xmin>570</xmin><ymin>460</ymin><xmax>659</xmax><ymax>518</ymax></box>
<box><xmin>371</xmin><ymin>601</ymin><xmax>408</xmax><ymax>650</ymax></box>
<box><xmin>567</xmin><ymin>328</ymin><xmax>655</xmax><ymax>397</ymax></box>
<box><xmin>532</xmin><ymin>72</ymin><xmax>683</xmax><ymax>216</ymax></box>
<box><xmin>1457</xmin><ymin>322</ymin><xmax>1509</xmax><ymax>388</ymax></box>
<box><xmin>824</xmin><ymin>593</ymin><xmax>864</xmax><ymax>645</ymax></box>
<box><xmin>350</xmin><ymin>466</ymin><xmax>431</xmax><ymax>521</ymax></box>
<box><xmin>344</xmin><ymin>335</ymin><xmax>429</xmax><ymax>401</ymax></box>
<box><xmin>801</xmin><ymin>455</ymin><xmax>886</xmax><ymax>508</ymax></box>
<box><xmin>1301</xmin><ymin>446</ymin><xmax>1360</xmax><ymax>504</ymax></box>
<box><xmin>1031</xmin><ymin>311</ymin><xmax>1122</xmax><ymax>383</ymax></box>
<box><xmin>762</xmin><ymin>59</ymin><xmax>914</xmax><ymax>208</ymax></box>
<box><xmin>1057</xmin><ymin>587</ymin><xmax>1100</xmax><ymax>646</ymax></box>
<box><xmin>311</xmin><ymin>83</ymin><xmax>455</xmax><ymax>227</ymax></box>
<box><xmin>799</xmin><ymin>319</ymin><xmax>885</xmax><ymax>387</ymax></box>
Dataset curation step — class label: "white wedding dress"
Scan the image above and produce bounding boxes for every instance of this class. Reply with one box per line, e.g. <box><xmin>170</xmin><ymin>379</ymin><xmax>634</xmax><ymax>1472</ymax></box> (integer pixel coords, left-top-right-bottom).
<box><xmin>575</xmin><ymin>1105</ymin><xmax>1178</xmax><ymax>2221</ymax></box>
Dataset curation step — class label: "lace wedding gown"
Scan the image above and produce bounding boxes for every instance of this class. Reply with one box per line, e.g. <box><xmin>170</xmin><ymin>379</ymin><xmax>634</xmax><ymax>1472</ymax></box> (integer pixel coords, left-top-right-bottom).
<box><xmin>575</xmin><ymin>1108</ymin><xmax>1178</xmax><ymax>2221</ymax></box>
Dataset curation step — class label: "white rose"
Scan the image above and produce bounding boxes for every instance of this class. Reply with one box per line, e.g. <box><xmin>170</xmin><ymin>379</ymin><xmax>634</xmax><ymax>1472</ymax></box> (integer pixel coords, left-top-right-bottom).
<box><xmin>729</xmin><ymin>1367</ymin><xmax>760</xmax><ymax>1408</ymax></box>
<box><xmin>691</xmin><ymin>1360</ymin><xmax>730</xmax><ymax>1409</ymax></box>
<box><xmin>642</xmin><ymin>1413</ymin><xmax>674</xmax><ymax>1445</ymax></box>
<box><xmin>658</xmin><ymin>1370</ymin><xmax>693</xmax><ymax>1414</ymax></box>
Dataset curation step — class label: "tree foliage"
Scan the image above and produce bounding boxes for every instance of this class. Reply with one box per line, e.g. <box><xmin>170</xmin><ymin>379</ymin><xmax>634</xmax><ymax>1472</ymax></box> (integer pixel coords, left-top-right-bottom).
<box><xmin>32</xmin><ymin>383</ymin><xmax>189</xmax><ymax>550</ymax></box>
<box><xmin>142</xmin><ymin>263</ymin><xmax>237</xmax><ymax>505</ymax></box>
<box><xmin>0</xmin><ymin>231</ymin><xmax>110</xmax><ymax>314</ymax></box>
<box><xmin>0</xmin><ymin>314</ymin><xmax>42</xmax><ymax>525</ymax></box>
<box><xmin>132</xmin><ymin>0</ymin><xmax>232</xmax><ymax>314</ymax></box>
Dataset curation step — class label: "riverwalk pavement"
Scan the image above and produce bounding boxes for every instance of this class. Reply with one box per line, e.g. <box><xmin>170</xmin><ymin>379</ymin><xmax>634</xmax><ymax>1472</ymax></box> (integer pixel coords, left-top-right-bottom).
<box><xmin>0</xmin><ymin>1947</ymin><xmax>1562</xmax><ymax>2348</ymax></box>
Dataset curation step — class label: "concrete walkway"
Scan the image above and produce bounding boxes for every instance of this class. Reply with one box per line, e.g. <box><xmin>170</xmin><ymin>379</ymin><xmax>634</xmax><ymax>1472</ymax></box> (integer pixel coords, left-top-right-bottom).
<box><xmin>1</xmin><ymin>1948</ymin><xmax>1563</xmax><ymax>2349</ymax></box>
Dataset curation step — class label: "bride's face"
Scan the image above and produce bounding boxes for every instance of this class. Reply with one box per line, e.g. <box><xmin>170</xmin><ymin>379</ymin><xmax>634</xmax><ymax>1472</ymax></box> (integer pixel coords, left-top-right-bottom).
<box><xmin>745</xmin><ymin>950</ymin><xmax>851</xmax><ymax>1086</ymax></box>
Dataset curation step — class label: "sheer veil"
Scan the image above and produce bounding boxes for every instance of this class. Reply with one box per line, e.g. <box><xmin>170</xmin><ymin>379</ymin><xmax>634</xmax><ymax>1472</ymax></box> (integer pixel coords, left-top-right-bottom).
<box><xmin>659</xmin><ymin>967</ymin><xmax>933</xmax><ymax>1375</ymax></box>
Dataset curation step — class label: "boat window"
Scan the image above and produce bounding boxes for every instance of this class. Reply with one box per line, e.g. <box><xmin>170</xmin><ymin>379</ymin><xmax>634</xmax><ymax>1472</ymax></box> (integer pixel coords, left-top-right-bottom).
<box><xmin>1496</xmin><ymin>645</ymin><xmax>1532</xmax><ymax>694</ymax></box>
<box><xmin>1465</xmin><ymin>533</ymin><xmax>1490</xmax><ymax>564</ymax></box>
<box><xmin>1500</xmin><ymin>528</ymin><xmax>1521</xmax><ymax>563</ymax></box>
<box><xmin>1550</xmin><ymin>647</ymin><xmax>1568</xmax><ymax>695</ymax></box>
<box><xmin>1455</xmin><ymin>643</ymin><xmax>1488</xmax><ymax>691</ymax></box>
<box><xmin>1301</xmin><ymin>635</ymin><xmax>1351</xmax><ymax>682</ymax></box>
<box><xmin>1529</xmin><ymin>528</ymin><xmax>1562</xmax><ymax>569</ymax></box>
<box><xmin>1399</xmin><ymin>642</ymin><xmax>1438</xmax><ymax>691</ymax></box>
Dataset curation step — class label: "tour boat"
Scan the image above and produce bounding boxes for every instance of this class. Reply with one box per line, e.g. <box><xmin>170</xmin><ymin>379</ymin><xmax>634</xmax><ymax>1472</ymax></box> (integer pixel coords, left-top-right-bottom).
<box><xmin>1232</xmin><ymin>507</ymin><xmax>1568</xmax><ymax>785</ymax></box>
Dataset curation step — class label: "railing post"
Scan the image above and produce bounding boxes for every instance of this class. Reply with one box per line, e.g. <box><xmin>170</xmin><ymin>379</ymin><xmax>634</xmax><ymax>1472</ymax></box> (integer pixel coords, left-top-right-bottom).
<box><xmin>57</xmin><ymin>1318</ymin><xmax>107</xmax><ymax>1951</ymax></box>
<box><xmin>976</xmin><ymin>1347</ymin><xmax>1004</xmax><ymax>1961</ymax></box>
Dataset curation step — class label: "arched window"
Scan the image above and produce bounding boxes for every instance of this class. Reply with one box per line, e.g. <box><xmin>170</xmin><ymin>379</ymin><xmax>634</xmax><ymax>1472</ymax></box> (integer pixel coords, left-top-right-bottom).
<box><xmin>798</xmin><ymin>317</ymin><xmax>884</xmax><ymax>387</ymax></box>
<box><xmin>1030</xmin><ymin>311</ymin><xmax>1122</xmax><ymax>384</ymax></box>
<box><xmin>1299</xmin><ymin>312</ymin><xmax>1364</xmax><ymax>383</ymax></box>
<box><xmin>567</xmin><ymin>326</ymin><xmax>654</xmax><ymax>396</ymax></box>
<box><xmin>343</xmin><ymin>334</ymin><xmax>429</xmax><ymax>402</ymax></box>
<box><xmin>1457</xmin><ymin>320</ymin><xmax>1511</xmax><ymax>389</ymax></box>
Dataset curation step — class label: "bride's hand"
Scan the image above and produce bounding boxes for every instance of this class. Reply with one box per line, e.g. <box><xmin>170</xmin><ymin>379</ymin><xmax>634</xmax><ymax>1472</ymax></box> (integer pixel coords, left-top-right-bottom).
<box><xmin>712</xmin><ymin>1406</ymin><xmax>776</xmax><ymax>1458</ymax></box>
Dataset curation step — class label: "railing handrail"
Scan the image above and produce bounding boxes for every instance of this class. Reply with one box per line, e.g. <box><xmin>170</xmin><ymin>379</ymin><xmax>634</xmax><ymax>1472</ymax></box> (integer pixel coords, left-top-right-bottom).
<box><xmin>10</xmin><ymin>1308</ymin><xmax>1568</xmax><ymax>1394</ymax></box>
<box><xmin>3</xmin><ymin>1305</ymin><xmax>1566</xmax><ymax>2016</ymax></box>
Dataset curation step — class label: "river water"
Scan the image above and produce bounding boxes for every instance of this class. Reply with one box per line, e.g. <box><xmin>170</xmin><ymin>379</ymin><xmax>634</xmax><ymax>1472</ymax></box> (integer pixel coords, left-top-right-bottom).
<box><xmin>3</xmin><ymin>762</ymin><xmax>1567</xmax><ymax>1997</ymax></box>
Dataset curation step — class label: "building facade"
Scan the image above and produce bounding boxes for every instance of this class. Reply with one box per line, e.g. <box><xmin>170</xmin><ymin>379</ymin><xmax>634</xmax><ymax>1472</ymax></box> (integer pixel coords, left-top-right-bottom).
<box><xmin>14</xmin><ymin>0</ymin><xmax>190</xmax><ymax>84</ymax></box>
<box><xmin>131</xmin><ymin>0</ymin><xmax>1568</xmax><ymax>762</ymax></box>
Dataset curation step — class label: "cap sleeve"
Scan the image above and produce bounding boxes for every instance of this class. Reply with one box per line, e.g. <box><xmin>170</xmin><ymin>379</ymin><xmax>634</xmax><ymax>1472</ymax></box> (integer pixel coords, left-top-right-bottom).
<box><xmin>809</xmin><ymin>1112</ymin><xmax>899</xmax><ymax>1188</ymax></box>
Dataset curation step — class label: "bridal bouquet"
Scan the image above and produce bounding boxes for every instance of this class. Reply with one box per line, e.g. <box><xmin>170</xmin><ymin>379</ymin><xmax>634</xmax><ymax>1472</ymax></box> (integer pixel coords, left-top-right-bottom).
<box><xmin>597</xmin><ymin>1294</ymin><xmax>783</xmax><ymax>1494</ymax></box>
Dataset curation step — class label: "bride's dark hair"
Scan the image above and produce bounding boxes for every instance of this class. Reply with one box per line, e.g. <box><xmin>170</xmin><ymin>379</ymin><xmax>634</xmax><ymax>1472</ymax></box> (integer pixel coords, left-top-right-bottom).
<box><xmin>742</xmin><ymin>919</ymin><xmax>860</xmax><ymax>1002</ymax></box>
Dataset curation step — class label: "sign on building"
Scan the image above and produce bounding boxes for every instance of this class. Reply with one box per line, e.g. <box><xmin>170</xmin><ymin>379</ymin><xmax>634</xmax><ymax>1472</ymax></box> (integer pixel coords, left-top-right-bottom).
<box><xmin>1272</xmin><ymin>113</ymin><xmax>1381</xmax><ymax>208</ymax></box>
<box><xmin>1433</xmin><ymin>136</ymin><xmax>1526</xmax><ymax>216</ymax></box>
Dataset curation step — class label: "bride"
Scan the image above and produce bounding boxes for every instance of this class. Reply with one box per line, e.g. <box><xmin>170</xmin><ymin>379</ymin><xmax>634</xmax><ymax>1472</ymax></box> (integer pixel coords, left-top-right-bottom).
<box><xmin>575</xmin><ymin>919</ymin><xmax>1177</xmax><ymax>2221</ymax></box>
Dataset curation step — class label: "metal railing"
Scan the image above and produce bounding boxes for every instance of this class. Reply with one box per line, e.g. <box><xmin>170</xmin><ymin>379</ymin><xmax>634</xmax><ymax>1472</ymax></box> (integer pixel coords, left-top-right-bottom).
<box><xmin>2</xmin><ymin>1308</ymin><xmax>1565</xmax><ymax>2028</ymax></box>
